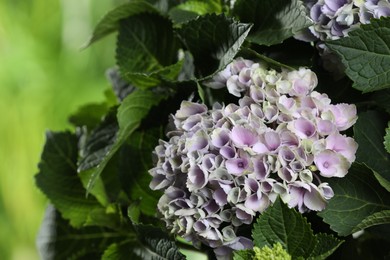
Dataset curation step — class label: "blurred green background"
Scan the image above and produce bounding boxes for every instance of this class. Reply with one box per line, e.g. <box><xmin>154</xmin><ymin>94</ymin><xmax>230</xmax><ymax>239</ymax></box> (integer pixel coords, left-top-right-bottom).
<box><xmin>0</xmin><ymin>1</ymin><xmax>123</xmax><ymax>259</ymax></box>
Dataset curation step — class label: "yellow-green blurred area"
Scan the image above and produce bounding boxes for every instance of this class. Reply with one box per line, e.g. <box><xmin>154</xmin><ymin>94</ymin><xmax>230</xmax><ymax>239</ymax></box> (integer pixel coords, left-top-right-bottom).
<box><xmin>0</xmin><ymin>1</ymin><xmax>123</xmax><ymax>259</ymax></box>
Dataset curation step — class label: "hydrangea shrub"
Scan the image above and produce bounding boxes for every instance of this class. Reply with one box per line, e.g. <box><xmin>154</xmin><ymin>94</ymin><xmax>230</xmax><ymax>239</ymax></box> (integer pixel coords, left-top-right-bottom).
<box><xmin>149</xmin><ymin>58</ymin><xmax>358</xmax><ymax>256</ymax></box>
<box><xmin>34</xmin><ymin>1</ymin><xmax>390</xmax><ymax>259</ymax></box>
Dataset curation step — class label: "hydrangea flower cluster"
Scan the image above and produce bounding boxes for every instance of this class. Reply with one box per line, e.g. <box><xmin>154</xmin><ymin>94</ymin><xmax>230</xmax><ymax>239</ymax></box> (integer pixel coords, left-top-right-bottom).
<box><xmin>149</xmin><ymin>58</ymin><xmax>358</xmax><ymax>257</ymax></box>
<box><xmin>300</xmin><ymin>0</ymin><xmax>390</xmax><ymax>41</ymax></box>
<box><xmin>296</xmin><ymin>1</ymin><xmax>390</xmax><ymax>78</ymax></box>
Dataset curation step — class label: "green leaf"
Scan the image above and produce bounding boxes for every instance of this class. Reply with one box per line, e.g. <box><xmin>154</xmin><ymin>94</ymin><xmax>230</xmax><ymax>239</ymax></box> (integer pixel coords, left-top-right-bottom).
<box><xmin>35</xmin><ymin>131</ymin><xmax>103</xmax><ymax>227</ymax></box>
<box><xmin>233</xmin><ymin>250</ymin><xmax>255</xmax><ymax>260</ymax></box>
<box><xmin>86</xmin><ymin>90</ymin><xmax>166</xmax><ymax>194</ymax></box>
<box><xmin>102</xmin><ymin>242</ymin><xmax>138</xmax><ymax>260</ymax></box>
<box><xmin>354</xmin><ymin>110</ymin><xmax>390</xmax><ymax>192</ymax></box>
<box><xmin>169</xmin><ymin>0</ymin><xmax>222</xmax><ymax>24</ymax></box>
<box><xmin>308</xmin><ymin>234</ymin><xmax>343</xmax><ymax>260</ymax></box>
<box><xmin>252</xmin><ymin>197</ymin><xmax>343</xmax><ymax>259</ymax></box>
<box><xmin>371</xmin><ymin>89</ymin><xmax>390</xmax><ymax>113</ymax></box>
<box><xmin>78</xmin><ymin>110</ymin><xmax>118</xmax><ymax>172</ymax></box>
<box><xmin>352</xmin><ymin>210</ymin><xmax>390</xmax><ymax>233</ymax></box>
<box><xmin>252</xmin><ymin>197</ymin><xmax>317</xmax><ymax>259</ymax></box>
<box><xmin>177</xmin><ymin>13</ymin><xmax>252</xmax><ymax>78</ymax></box>
<box><xmin>232</xmin><ymin>0</ymin><xmax>312</xmax><ymax>46</ymax></box>
<box><xmin>318</xmin><ymin>163</ymin><xmax>390</xmax><ymax>236</ymax></box>
<box><xmin>326</xmin><ymin>17</ymin><xmax>390</xmax><ymax>93</ymax></box>
<box><xmin>116</xmin><ymin>13</ymin><xmax>181</xmax><ymax>89</ymax></box>
<box><xmin>68</xmin><ymin>103</ymin><xmax>110</xmax><ymax>129</ymax></box>
<box><xmin>385</xmin><ymin>121</ymin><xmax>390</xmax><ymax>153</ymax></box>
<box><xmin>133</xmin><ymin>224</ymin><xmax>186</xmax><ymax>260</ymax></box>
<box><xmin>84</xmin><ymin>1</ymin><xmax>157</xmax><ymax>47</ymax></box>
<box><xmin>119</xmin><ymin>129</ymin><xmax>162</xmax><ymax>216</ymax></box>
<box><xmin>37</xmin><ymin>205</ymin><xmax>129</xmax><ymax>259</ymax></box>
<box><xmin>103</xmin><ymin>225</ymin><xmax>185</xmax><ymax>260</ymax></box>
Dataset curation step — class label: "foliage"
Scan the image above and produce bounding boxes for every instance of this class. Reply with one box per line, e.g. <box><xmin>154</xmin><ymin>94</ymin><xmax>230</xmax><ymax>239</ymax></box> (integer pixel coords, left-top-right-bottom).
<box><xmin>34</xmin><ymin>0</ymin><xmax>390</xmax><ymax>259</ymax></box>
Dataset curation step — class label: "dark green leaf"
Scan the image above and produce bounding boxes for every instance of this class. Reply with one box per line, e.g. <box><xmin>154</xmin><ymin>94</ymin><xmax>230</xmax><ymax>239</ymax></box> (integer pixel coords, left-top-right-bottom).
<box><xmin>233</xmin><ymin>0</ymin><xmax>312</xmax><ymax>46</ymax></box>
<box><xmin>177</xmin><ymin>13</ymin><xmax>252</xmax><ymax>78</ymax></box>
<box><xmin>308</xmin><ymin>234</ymin><xmax>343</xmax><ymax>260</ymax></box>
<box><xmin>84</xmin><ymin>1</ymin><xmax>157</xmax><ymax>47</ymax></box>
<box><xmin>35</xmin><ymin>131</ymin><xmax>102</xmax><ymax>227</ymax></box>
<box><xmin>116</xmin><ymin>13</ymin><xmax>181</xmax><ymax>89</ymax></box>
<box><xmin>78</xmin><ymin>110</ymin><xmax>118</xmax><ymax>172</ymax></box>
<box><xmin>102</xmin><ymin>242</ymin><xmax>138</xmax><ymax>260</ymax></box>
<box><xmin>133</xmin><ymin>224</ymin><xmax>186</xmax><ymax>260</ymax></box>
<box><xmin>326</xmin><ymin>17</ymin><xmax>390</xmax><ymax>93</ymax></box>
<box><xmin>233</xmin><ymin>249</ymin><xmax>255</xmax><ymax>260</ymax></box>
<box><xmin>37</xmin><ymin>205</ymin><xmax>130</xmax><ymax>260</ymax></box>
<box><xmin>68</xmin><ymin>103</ymin><xmax>110</xmax><ymax>129</ymax></box>
<box><xmin>354</xmin><ymin>110</ymin><xmax>390</xmax><ymax>191</ymax></box>
<box><xmin>318</xmin><ymin>163</ymin><xmax>390</xmax><ymax>236</ymax></box>
<box><xmin>371</xmin><ymin>89</ymin><xmax>390</xmax><ymax>113</ymax></box>
<box><xmin>119</xmin><ymin>129</ymin><xmax>162</xmax><ymax>216</ymax></box>
<box><xmin>103</xmin><ymin>224</ymin><xmax>185</xmax><ymax>260</ymax></box>
<box><xmin>86</xmin><ymin>90</ymin><xmax>166</xmax><ymax>194</ymax></box>
<box><xmin>252</xmin><ymin>197</ymin><xmax>317</xmax><ymax>259</ymax></box>
<box><xmin>352</xmin><ymin>210</ymin><xmax>390</xmax><ymax>233</ymax></box>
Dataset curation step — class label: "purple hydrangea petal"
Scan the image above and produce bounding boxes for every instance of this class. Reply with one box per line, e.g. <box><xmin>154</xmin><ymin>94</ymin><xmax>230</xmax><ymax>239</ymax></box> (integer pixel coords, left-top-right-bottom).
<box><xmin>318</xmin><ymin>182</ymin><xmax>335</xmax><ymax>199</ymax></box>
<box><xmin>187</xmin><ymin>166</ymin><xmax>208</xmax><ymax>191</ymax></box>
<box><xmin>213</xmin><ymin>188</ymin><xmax>228</xmax><ymax>206</ymax></box>
<box><xmin>244</xmin><ymin>192</ymin><xmax>270</xmax><ymax>212</ymax></box>
<box><xmin>175</xmin><ymin>101</ymin><xmax>207</xmax><ymax>119</ymax></box>
<box><xmin>230</xmin><ymin>125</ymin><xmax>258</xmax><ymax>147</ymax></box>
<box><xmin>204</xmin><ymin>199</ymin><xmax>220</xmax><ymax>214</ymax></box>
<box><xmin>194</xmin><ymin>220</ymin><xmax>209</xmax><ymax>233</ymax></box>
<box><xmin>220</xmin><ymin>146</ymin><xmax>236</xmax><ymax>159</ymax></box>
<box><xmin>314</xmin><ymin>149</ymin><xmax>350</xmax><ymax>177</ymax></box>
<box><xmin>323</xmin><ymin>0</ymin><xmax>348</xmax><ymax>16</ymax></box>
<box><xmin>278</xmin><ymin>167</ymin><xmax>297</xmax><ymax>182</ymax></box>
<box><xmin>323</xmin><ymin>103</ymin><xmax>357</xmax><ymax>131</ymax></box>
<box><xmin>316</xmin><ymin>119</ymin><xmax>336</xmax><ymax>135</ymax></box>
<box><xmin>185</xmin><ymin>130</ymin><xmax>209</xmax><ymax>152</ymax></box>
<box><xmin>252</xmin><ymin>157</ymin><xmax>269</xmax><ymax>180</ymax></box>
<box><xmin>290</xmin><ymin>118</ymin><xmax>317</xmax><ymax>139</ymax></box>
<box><xmin>226</xmin><ymin>158</ymin><xmax>249</xmax><ymax>175</ymax></box>
<box><xmin>303</xmin><ymin>183</ymin><xmax>327</xmax><ymax>211</ymax></box>
<box><xmin>264</xmin><ymin>131</ymin><xmax>281</xmax><ymax>151</ymax></box>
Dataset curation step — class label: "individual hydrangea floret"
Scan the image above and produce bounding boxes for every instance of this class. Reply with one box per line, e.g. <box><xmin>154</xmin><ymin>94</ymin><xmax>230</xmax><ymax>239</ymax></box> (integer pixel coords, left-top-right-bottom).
<box><xmin>149</xmin><ymin>58</ymin><xmax>358</xmax><ymax>258</ymax></box>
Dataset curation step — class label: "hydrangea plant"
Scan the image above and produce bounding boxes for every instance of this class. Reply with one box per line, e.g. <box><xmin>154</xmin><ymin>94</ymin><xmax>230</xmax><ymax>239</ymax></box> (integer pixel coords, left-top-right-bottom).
<box><xmin>34</xmin><ymin>0</ymin><xmax>390</xmax><ymax>259</ymax></box>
